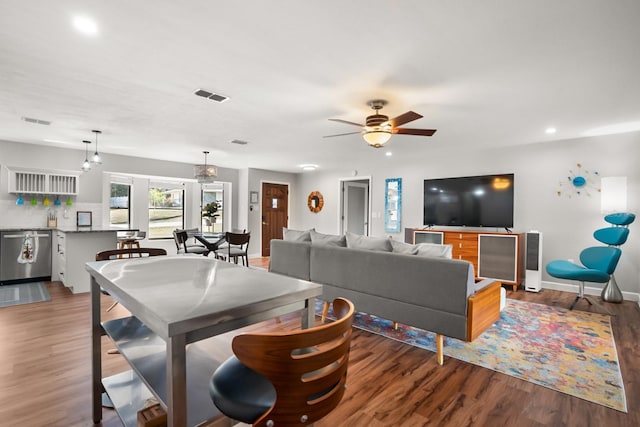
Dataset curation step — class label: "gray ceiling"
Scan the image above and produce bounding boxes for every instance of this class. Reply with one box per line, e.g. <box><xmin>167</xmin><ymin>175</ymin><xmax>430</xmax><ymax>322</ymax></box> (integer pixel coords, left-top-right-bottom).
<box><xmin>1</xmin><ymin>1</ymin><xmax>639</xmax><ymax>173</ymax></box>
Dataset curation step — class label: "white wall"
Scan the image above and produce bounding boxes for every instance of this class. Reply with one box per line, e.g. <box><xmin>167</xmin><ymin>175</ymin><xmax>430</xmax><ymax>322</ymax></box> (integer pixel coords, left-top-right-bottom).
<box><xmin>295</xmin><ymin>132</ymin><xmax>639</xmax><ymax>295</ymax></box>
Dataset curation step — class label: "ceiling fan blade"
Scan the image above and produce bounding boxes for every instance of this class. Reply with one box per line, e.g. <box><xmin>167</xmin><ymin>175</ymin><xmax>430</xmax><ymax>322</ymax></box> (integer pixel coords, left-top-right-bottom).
<box><xmin>323</xmin><ymin>131</ymin><xmax>364</xmax><ymax>138</ymax></box>
<box><xmin>328</xmin><ymin>118</ymin><xmax>364</xmax><ymax>127</ymax></box>
<box><xmin>388</xmin><ymin>111</ymin><xmax>423</xmax><ymax>127</ymax></box>
<box><xmin>393</xmin><ymin>128</ymin><xmax>437</xmax><ymax>136</ymax></box>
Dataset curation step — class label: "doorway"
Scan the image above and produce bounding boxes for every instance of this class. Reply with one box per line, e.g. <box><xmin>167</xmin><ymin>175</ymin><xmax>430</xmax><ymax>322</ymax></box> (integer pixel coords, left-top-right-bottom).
<box><xmin>340</xmin><ymin>178</ymin><xmax>371</xmax><ymax>235</ymax></box>
<box><xmin>261</xmin><ymin>182</ymin><xmax>289</xmax><ymax>256</ymax></box>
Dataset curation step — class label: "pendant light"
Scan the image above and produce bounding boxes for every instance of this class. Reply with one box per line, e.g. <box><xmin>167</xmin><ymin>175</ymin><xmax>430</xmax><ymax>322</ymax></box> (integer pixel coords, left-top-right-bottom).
<box><xmin>91</xmin><ymin>129</ymin><xmax>102</xmax><ymax>164</ymax></box>
<box><xmin>194</xmin><ymin>151</ymin><xmax>217</xmax><ymax>184</ymax></box>
<box><xmin>81</xmin><ymin>140</ymin><xmax>92</xmax><ymax>171</ymax></box>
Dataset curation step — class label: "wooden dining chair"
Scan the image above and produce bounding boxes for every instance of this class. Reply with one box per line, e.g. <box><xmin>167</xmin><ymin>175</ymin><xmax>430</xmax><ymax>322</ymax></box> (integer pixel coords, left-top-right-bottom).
<box><xmin>209</xmin><ymin>298</ymin><xmax>355</xmax><ymax>427</ymax></box>
<box><xmin>173</xmin><ymin>229</ymin><xmax>210</xmax><ymax>256</ymax></box>
<box><xmin>95</xmin><ymin>247</ymin><xmax>167</xmax><ymax>311</ymax></box>
<box><xmin>225</xmin><ymin>231</ymin><xmax>250</xmax><ymax>266</ymax></box>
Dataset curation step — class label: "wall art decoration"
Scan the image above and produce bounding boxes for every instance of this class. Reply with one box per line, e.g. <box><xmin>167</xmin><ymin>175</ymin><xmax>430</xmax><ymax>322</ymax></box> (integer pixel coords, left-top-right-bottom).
<box><xmin>384</xmin><ymin>178</ymin><xmax>402</xmax><ymax>233</ymax></box>
<box><xmin>557</xmin><ymin>163</ymin><xmax>600</xmax><ymax>198</ymax></box>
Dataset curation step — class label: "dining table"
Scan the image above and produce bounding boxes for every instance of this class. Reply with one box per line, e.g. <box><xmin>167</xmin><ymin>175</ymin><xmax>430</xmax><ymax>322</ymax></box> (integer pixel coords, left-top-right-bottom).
<box><xmin>87</xmin><ymin>255</ymin><xmax>322</xmax><ymax>427</ymax></box>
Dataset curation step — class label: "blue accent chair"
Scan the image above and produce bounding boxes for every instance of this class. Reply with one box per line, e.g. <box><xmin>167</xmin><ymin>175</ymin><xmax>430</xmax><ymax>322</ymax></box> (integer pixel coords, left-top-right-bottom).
<box><xmin>546</xmin><ymin>212</ymin><xmax>634</xmax><ymax>310</ymax></box>
<box><xmin>546</xmin><ymin>247</ymin><xmax>622</xmax><ymax>310</ymax></box>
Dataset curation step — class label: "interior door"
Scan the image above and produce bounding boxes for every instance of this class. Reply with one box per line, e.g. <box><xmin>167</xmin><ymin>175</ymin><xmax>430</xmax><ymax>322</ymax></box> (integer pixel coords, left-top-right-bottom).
<box><xmin>261</xmin><ymin>182</ymin><xmax>289</xmax><ymax>256</ymax></box>
<box><xmin>342</xmin><ymin>180</ymin><xmax>369</xmax><ymax>235</ymax></box>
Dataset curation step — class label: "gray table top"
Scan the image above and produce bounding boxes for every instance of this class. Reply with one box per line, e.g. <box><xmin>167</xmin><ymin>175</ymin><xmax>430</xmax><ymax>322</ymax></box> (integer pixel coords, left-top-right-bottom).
<box><xmin>86</xmin><ymin>255</ymin><xmax>322</xmax><ymax>339</ymax></box>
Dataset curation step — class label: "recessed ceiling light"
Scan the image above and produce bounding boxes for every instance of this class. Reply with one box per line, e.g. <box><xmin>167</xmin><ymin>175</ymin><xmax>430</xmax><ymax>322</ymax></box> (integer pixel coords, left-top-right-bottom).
<box><xmin>300</xmin><ymin>164</ymin><xmax>318</xmax><ymax>171</ymax></box>
<box><xmin>584</xmin><ymin>121</ymin><xmax>640</xmax><ymax>137</ymax></box>
<box><xmin>385</xmin><ymin>151</ymin><xmax>393</xmax><ymax>157</ymax></box>
<box><xmin>44</xmin><ymin>139</ymin><xmax>75</xmax><ymax>145</ymax></box>
<box><xmin>73</xmin><ymin>15</ymin><xmax>98</xmax><ymax>36</ymax></box>
<box><xmin>545</xmin><ymin>127</ymin><xmax>557</xmax><ymax>134</ymax></box>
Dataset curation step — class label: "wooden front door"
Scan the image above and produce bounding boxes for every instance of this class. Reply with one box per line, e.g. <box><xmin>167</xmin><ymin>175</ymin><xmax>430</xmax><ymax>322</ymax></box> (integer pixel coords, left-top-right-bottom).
<box><xmin>261</xmin><ymin>182</ymin><xmax>288</xmax><ymax>256</ymax></box>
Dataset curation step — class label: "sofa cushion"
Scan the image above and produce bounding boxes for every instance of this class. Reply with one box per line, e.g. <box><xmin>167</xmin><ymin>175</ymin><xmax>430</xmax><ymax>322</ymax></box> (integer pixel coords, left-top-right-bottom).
<box><xmin>283</xmin><ymin>227</ymin><xmax>313</xmax><ymax>242</ymax></box>
<box><xmin>414</xmin><ymin>243</ymin><xmax>453</xmax><ymax>259</ymax></box>
<box><xmin>389</xmin><ymin>239</ymin><xmax>418</xmax><ymax>254</ymax></box>
<box><xmin>390</xmin><ymin>240</ymin><xmax>452</xmax><ymax>258</ymax></box>
<box><xmin>345</xmin><ymin>232</ymin><xmax>392</xmax><ymax>252</ymax></box>
<box><xmin>310</xmin><ymin>230</ymin><xmax>346</xmax><ymax>247</ymax></box>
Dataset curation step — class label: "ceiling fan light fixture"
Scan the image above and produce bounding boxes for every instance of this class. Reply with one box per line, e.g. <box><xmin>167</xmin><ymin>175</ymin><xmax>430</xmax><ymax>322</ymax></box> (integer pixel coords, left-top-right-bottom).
<box><xmin>363</xmin><ymin>130</ymin><xmax>392</xmax><ymax>148</ymax></box>
<box><xmin>195</xmin><ymin>151</ymin><xmax>217</xmax><ymax>183</ymax></box>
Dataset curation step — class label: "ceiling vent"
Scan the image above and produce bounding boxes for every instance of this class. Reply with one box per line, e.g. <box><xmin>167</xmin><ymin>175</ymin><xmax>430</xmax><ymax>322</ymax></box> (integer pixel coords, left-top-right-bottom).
<box><xmin>230</xmin><ymin>139</ymin><xmax>249</xmax><ymax>145</ymax></box>
<box><xmin>21</xmin><ymin>116</ymin><xmax>51</xmax><ymax>126</ymax></box>
<box><xmin>194</xmin><ymin>89</ymin><xmax>229</xmax><ymax>103</ymax></box>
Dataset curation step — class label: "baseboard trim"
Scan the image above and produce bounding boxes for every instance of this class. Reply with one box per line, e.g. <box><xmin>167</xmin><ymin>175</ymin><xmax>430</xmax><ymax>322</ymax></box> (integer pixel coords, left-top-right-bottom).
<box><xmin>542</xmin><ymin>280</ymin><xmax>640</xmax><ymax>303</ymax></box>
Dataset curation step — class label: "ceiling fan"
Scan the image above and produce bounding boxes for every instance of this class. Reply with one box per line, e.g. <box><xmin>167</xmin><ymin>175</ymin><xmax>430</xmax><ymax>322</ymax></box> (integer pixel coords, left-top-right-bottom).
<box><xmin>324</xmin><ymin>99</ymin><xmax>437</xmax><ymax>148</ymax></box>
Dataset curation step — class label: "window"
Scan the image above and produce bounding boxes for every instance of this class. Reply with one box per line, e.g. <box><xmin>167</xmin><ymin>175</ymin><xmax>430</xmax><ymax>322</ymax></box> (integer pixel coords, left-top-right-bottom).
<box><xmin>202</xmin><ymin>183</ymin><xmax>224</xmax><ymax>233</ymax></box>
<box><xmin>110</xmin><ymin>183</ymin><xmax>130</xmax><ymax>229</ymax></box>
<box><xmin>149</xmin><ymin>182</ymin><xmax>184</xmax><ymax>239</ymax></box>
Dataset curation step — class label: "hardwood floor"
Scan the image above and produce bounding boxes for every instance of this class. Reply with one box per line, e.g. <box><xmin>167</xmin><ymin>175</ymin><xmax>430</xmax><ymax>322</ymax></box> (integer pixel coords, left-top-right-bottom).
<box><xmin>0</xmin><ymin>258</ymin><xmax>638</xmax><ymax>426</ymax></box>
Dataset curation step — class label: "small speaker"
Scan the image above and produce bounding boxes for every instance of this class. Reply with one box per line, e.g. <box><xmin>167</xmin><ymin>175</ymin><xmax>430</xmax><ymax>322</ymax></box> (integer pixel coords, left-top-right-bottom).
<box><xmin>525</xmin><ymin>231</ymin><xmax>542</xmax><ymax>292</ymax></box>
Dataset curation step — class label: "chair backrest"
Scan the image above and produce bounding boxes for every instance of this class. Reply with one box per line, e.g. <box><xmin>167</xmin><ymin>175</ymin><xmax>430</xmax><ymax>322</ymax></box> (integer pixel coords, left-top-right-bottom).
<box><xmin>96</xmin><ymin>247</ymin><xmax>167</xmax><ymax>261</ymax></box>
<box><xmin>172</xmin><ymin>229</ymin><xmax>183</xmax><ymax>250</ymax></box>
<box><xmin>604</xmin><ymin>212</ymin><xmax>636</xmax><ymax>226</ymax></box>
<box><xmin>174</xmin><ymin>230</ymin><xmax>189</xmax><ymax>247</ymax></box>
<box><xmin>593</xmin><ymin>227</ymin><xmax>629</xmax><ymax>246</ymax></box>
<box><xmin>225</xmin><ymin>232</ymin><xmax>250</xmax><ymax>249</ymax></box>
<box><xmin>231</xmin><ymin>298</ymin><xmax>355</xmax><ymax>427</ymax></box>
<box><xmin>580</xmin><ymin>246</ymin><xmax>622</xmax><ymax>275</ymax></box>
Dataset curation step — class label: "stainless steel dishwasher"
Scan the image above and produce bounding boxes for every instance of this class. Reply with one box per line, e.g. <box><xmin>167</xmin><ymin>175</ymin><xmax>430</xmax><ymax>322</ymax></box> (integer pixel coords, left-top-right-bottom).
<box><xmin>0</xmin><ymin>230</ymin><xmax>52</xmax><ymax>284</ymax></box>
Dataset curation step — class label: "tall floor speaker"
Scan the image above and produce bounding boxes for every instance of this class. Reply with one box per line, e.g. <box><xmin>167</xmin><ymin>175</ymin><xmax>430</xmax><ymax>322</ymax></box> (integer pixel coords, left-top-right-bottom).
<box><xmin>525</xmin><ymin>231</ymin><xmax>542</xmax><ymax>292</ymax></box>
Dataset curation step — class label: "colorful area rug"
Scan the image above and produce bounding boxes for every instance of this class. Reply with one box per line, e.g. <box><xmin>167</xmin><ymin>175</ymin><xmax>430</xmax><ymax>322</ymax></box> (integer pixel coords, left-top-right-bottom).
<box><xmin>320</xmin><ymin>298</ymin><xmax>626</xmax><ymax>412</ymax></box>
<box><xmin>0</xmin><ymin>282</ymin><xmax>51</xmax><ymax>308</ymax></box>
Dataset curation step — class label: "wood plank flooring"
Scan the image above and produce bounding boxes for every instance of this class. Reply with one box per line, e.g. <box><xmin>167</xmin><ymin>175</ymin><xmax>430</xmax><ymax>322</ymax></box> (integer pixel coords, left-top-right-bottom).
<box><xmin>0</xmin><ymin>258</ymin><xmax>638</xmax><ymax>426</ymax></box>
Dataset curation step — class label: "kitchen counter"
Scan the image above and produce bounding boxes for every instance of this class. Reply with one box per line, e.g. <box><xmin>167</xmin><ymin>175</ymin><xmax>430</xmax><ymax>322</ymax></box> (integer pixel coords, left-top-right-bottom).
<box><xmin>54</xmin><ymin>229</ymin><xmax>118</xmax><ymax>293</ymax></box>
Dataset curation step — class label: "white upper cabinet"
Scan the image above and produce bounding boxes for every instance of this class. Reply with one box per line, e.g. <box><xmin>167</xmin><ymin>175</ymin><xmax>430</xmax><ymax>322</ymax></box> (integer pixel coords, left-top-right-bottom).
<box><xmin>7</xmin><ymin>167</ymin><xmax>79</xmax><ymax>195</ymax></box>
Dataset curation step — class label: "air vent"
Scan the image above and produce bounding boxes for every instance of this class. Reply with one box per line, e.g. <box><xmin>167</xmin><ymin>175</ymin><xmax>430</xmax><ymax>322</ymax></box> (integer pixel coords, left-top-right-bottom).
<box><xmin>230</xmin><ymin>139</ymin><xmax>249</xmax><ymax>145</ymax></box>
<box><xmin>21</xmin><ymin>116</ymin><xmax>51</xmax><ymax>126</ymax></box>
<box><xmin>194</xmin><ymin>88</ymin><xmax>229</xmax><ymax>103</ymax></box>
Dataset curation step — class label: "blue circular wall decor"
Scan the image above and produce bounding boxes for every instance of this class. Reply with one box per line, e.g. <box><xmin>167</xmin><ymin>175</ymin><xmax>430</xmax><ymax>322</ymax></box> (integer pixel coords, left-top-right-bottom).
<box><xmin>557</xmin><ymin>163</ymin><xmax>600</xmax><ymax>197</ymax></box>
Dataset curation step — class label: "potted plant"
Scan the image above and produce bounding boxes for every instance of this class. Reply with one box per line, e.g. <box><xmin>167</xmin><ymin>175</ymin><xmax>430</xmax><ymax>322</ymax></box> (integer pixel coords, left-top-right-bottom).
<box><xmin>202</xmin><ymin>201</ymin><xmax>220</xmax><ymax>223</ymax></box>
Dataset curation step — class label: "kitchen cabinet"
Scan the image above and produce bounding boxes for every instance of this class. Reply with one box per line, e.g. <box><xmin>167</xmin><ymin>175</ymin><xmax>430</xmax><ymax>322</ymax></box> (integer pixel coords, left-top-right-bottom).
<box><xmin>54</xmin><ymin>229</ymin><xmax>117</xmax><ymax>293</ymax></box>
<box><xmin>7</xmin><ymin>167</ymin><xmax>79</xmax><ymax>195</ymax></box>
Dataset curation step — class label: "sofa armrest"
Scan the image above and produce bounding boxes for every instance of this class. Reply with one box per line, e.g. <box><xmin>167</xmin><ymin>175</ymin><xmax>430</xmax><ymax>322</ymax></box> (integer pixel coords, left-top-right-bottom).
<box><xmin>474</xmin><ymin>278</ymin><xmax>497</xmax><ymax>293</ymax></box>
<box><xmin>466</xmin><ymin>281</ymin><xmax>501</xmax><ymax>341</ymax></box>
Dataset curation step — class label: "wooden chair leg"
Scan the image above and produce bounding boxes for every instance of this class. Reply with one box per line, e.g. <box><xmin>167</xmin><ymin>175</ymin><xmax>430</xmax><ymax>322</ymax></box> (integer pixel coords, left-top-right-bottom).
<box><xmin>393</xmin><ymin>321</ymin><xmax>399</xmax><ymax>330</ymax></box>
<box><xmin>436</xmin><ymin>334</ymin><xmax>444</xmax><ymax>365</ymax></box>
<box><xmin>106</xmin><ymin>301</ymin><xmax>119</xmax><ymax>312</ymax></box>
<box><xmin>321</xmin><ymin>301</ymin><xmax>330</xmax><ymax>323</ymax></box>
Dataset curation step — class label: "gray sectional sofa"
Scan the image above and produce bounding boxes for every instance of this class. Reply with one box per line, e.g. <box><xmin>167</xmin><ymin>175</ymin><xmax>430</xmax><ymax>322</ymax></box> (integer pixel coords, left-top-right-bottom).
<box><xmin>269</xmin><ymin>231</ymin><xmax>503</xmax><ymax>365</ymax></box>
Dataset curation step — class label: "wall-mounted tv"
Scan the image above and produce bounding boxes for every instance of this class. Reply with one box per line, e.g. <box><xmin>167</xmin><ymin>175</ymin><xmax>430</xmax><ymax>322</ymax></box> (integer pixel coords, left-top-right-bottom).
<box><xmin>423</xmin><ymin>173</ymin><xmax>514</xmax><ymax>228</ymax></box>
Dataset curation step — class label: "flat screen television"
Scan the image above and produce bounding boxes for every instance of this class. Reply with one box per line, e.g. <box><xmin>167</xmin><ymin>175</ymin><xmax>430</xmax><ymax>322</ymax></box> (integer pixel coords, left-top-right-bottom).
<box><xmin>423</xmin><ymin>173</ymin><xmax>514</xmax><ymax>228</ymax></box>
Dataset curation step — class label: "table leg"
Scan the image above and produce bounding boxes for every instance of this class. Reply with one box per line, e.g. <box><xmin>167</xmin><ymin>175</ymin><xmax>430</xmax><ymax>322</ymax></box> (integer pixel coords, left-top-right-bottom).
<box><xmin>91</xmin><ymin>278</ymin><xmax>102</xmax><ymax>424</ymax></box>
<box><xmin>166</xmin><ymin>334</ymin><xmax>187</xmax><ymax>427</ymax></box>
<box><xmin>302</xmin><ymin>297</ymin><xmax>315</xmax><ymax>329</ymax></box>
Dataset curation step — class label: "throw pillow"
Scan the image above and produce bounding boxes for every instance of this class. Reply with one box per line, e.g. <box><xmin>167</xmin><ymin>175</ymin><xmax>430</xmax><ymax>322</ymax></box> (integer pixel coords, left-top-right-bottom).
<box><xmin>345</xmin><ymin>232</ymin><xmax>392</xmax><ymax>252</ymax></box>
<box><xmin>310</xmin><ymin>230</ymin><xmax>346</xmax><ymax>247</ymax></box>
<box><xmin>389</xmin><ymin>239</ymin><xmax>418</xmax><ymax>255</ymax></box>
<box><xmin>283</xmin><ymin>227</ymin><xmax>313</xmax><ymax>242</ymax></box>
<box><xmin>414</xmin><ymin>243</ymin><xmax>453</xmax><ymax>259</ymax></box>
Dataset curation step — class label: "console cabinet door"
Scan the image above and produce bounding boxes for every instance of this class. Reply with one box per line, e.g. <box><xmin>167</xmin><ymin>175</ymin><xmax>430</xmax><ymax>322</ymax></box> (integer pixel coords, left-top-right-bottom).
<box><xmin>477</xmin><ymin>234</ymin><xmax>518</xmax><ymax>282</ymax></box>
